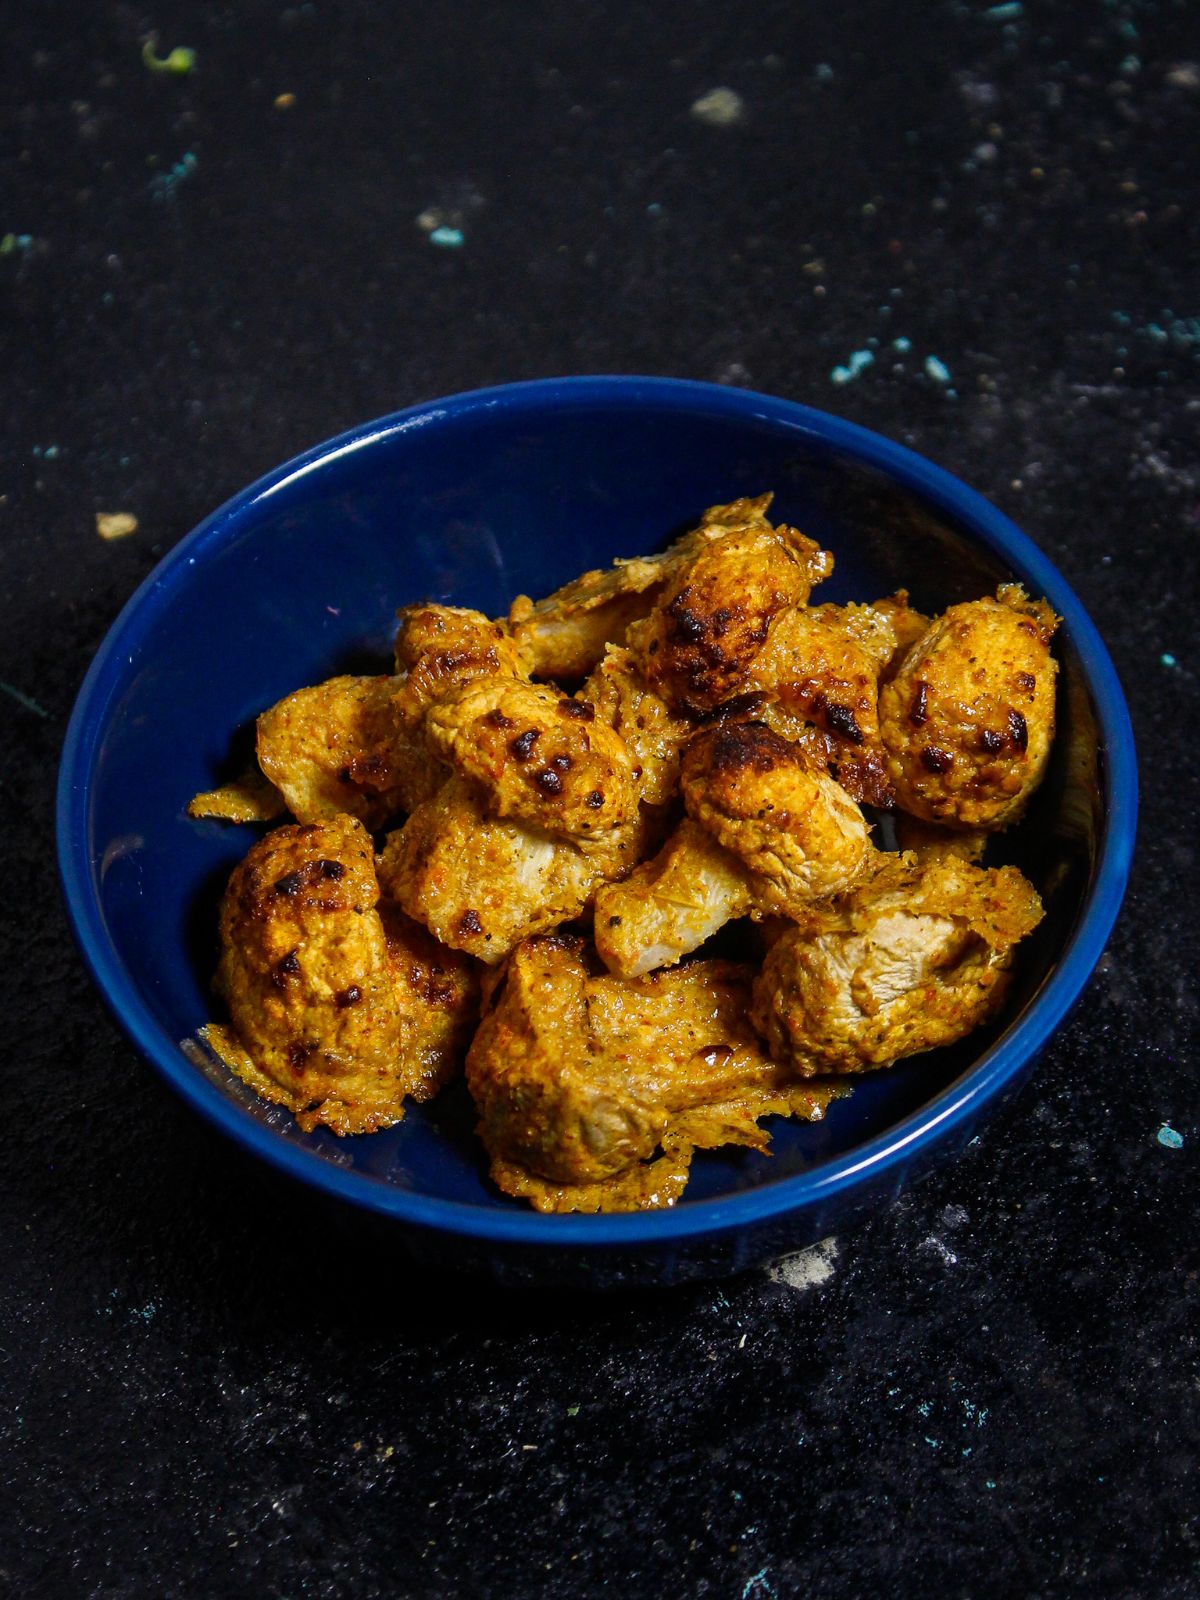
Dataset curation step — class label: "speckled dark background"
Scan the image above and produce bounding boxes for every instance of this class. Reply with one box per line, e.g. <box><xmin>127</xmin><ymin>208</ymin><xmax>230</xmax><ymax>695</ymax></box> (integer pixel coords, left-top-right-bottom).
<box><xmin>2</xmin><ymin>2</ymin><xmax>1197</xmax><ymax>1595</ymax></box>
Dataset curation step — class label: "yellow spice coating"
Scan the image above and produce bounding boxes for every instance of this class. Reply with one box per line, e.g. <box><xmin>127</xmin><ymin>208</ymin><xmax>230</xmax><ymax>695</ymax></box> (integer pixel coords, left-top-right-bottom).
<box><xmin>467</xmin><ymin>934</ymin><xmax>840</xmax><ymax>1210</ymax></box>
<box><xmin>257</xmin><ymin>674</ymin><xmax>439</xmax><ymax>825</ymax></box>
<box><xmin>751</xmin><ymin>852</ymin><xmax>1044</xmax><ymax>1076</ymax></box>
<box><xmin>629</xmin><ymin>497</ymin><xmax>834</xmax><ymax>715</ymax></box>
<box><xmin>212</xmin><ymin>813</ymin><xmax>478</xmax><ymax>1133</ymax></box>
<box><xmin>878</xmin><ymin>585</ymin><xmax>1059</xmax><ymax>829</ymax></box>
<box><xmin>425</xmin><ymin>677</ymin><xmax>638</xmax><ymax>838</ymax></box>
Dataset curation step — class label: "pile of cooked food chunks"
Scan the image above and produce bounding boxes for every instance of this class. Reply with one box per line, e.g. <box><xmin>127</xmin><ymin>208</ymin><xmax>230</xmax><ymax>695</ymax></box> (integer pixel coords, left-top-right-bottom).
<box><xmin>190</xmin><ymin>494</ymin><xmax>1058</xmax><ymax>1212</ymax></box>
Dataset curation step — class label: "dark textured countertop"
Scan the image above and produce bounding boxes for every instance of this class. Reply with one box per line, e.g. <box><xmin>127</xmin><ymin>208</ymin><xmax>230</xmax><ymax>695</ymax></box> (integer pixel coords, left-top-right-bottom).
<box><xmin>3</xmin><ymin>3</ymin><xmax>1197</xmax><ymax>1594</ymax></box>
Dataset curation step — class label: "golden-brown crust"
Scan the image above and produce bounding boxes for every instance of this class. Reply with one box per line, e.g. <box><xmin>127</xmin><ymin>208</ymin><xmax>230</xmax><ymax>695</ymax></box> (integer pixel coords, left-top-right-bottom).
<box><xmin>581</xmin><ymin>644</ymin><xmax>692</xmax><ymax>808</ymax></box>
<box><xmin>743</xmin><ymin>601</ymin><xmax>906</xmax><ymax>807</ymax></box>
<box><xmin>509</xmin><ymin>559</ymin><xmax>670</xmax><ymax>680</ymax></box>
<box><xmin>751</xmin><ymin>853</ymin><xmax>1044</xmax><ymax>1075</ymax></box>
<box><xmin>212</xmin><ymin>814</ymin><xmax>479</xmax><ymax>1133</ymax></box>
<box><xmin>378</xmin><ymin>774</ymin><xmax>654</xmax><ymax>964</ymax></box>
<box><xmin>680</xmin><ymin>721</ymin><xmax>875</xmax><ymax>907</ymax></box>
<box><xmin>878</xmin><ymin>587</ymin><xmax>1059</xmax><ymax>829</ymax></box>
<box><xmin>630</xmin><ymin>500</ymin><xmax>834</xmax><ymax>715</ymax></box>
<box><xmin>467</xmin><ymin>938</ymin><xmax>840</xmax><ymax>1208</ymax></box>
<box><xmin>257</xmin><ymin>674</ymin><xmax>438</xmax><ymax>825</ymax></box>
<box><xmin>424</xmin><ymin>678</ymin><xmax>638</xmax><ymax>838</ymax></box>
<box><xmin>392</xmin><ymin>603</ymin><xmax>524</xmax><ymax>727</ymax></box>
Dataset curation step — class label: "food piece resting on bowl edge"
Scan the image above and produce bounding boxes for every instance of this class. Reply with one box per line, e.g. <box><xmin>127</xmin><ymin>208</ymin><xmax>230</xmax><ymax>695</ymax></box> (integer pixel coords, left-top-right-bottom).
<box><xmin>191</xmin><ymin>491</ymin><xmax>1054</xmax><ymax>1212</ymax></box>
<box><xmin>58</xmin><ymin>377</ymin><xmax>1135</xmax><ymax>1284</ymax></box>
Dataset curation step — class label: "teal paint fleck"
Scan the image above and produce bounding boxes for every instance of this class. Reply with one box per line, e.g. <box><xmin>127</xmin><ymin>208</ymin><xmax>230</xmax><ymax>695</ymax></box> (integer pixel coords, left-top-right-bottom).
<box><xmin>985</xmin><ymin>1479</ymin><xmax>997</xmax><ymax>1490</ymax></box>
<box><xmin>984</xmin><ymin>2</ymin><xmax>1023</xmax><ymax>19</ymax></box>
<box><xmin>150</xmin><ymin>151</ymin><xmax>198</xmax><ymax>202</ymax></box>
<box><xmin>742</xmin><ymin>1568</ymin><xmax>780</xmax><ymax>1593</ymax></box>
<box><xmin>815</xmin><ymin>63</ymin><xmax>835</xmax><ymax>84</ymax></box>
<box><xmin>1119</xmin><ymin>54</ymin><xmax>1141</xmax><ymax>76</ymax></box>
<box><xmin>831</xmin><ymin>349</ymin><xmax>874</xmax><ymax>384</ymax></box>
<box><xmin>925</xmin><ymin>354</ymin><xmax>952</xmax><ymax>383</ymax></box>
<box><xmin>1157</xmin><ymin>1123</ymin><xmax>1184</xmax><ymax>1149</ymax></box>
<box><xmin>893</xmin><ymin>336</ymin><xmax>912</xmax><ymax>352</ymax></box>
<box><xmin>429</xmin><ymin>225</ymin><xmax>464</xmax><ymax>248</ymax></box>
<box><xmin>1161</xmin><ymin>653</ymin><xmax>1177</xmax><ymax>667</ymax></box>
<box><xmin>742</xmin><ymin>1570</ymin><xmax>776</xmax><ymax>1599</ymax></box>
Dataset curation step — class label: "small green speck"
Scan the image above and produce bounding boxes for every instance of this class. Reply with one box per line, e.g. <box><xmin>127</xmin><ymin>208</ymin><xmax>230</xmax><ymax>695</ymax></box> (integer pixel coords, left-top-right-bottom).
<box><xmin>1161</xmin><ymin>653</ymin><xmax>1177</xmax><ymax>667</ymax></box>
<box><xmin>142</xmin><ymin>39</ymin><xmax>197</xmax><ymax>75</ymax></box>
<box><xmin>1157</xmin><ymin>1123</ymin><xmax>1184</xmax><ymax>1149</ymax></box>
<box><xmin>985</xmin><ymin>1479</ymin><xmax>996</xmax><ymax>1490</ymax></box>
<box><xmin>566</xmin><ymin>1404</ymin><xmax>580</xmax><ymax>1417</ymax></box>
<box><xmin>429</xmin><ymin>225</ymin><xmax>464</xmax><ymax>248</ymax></box>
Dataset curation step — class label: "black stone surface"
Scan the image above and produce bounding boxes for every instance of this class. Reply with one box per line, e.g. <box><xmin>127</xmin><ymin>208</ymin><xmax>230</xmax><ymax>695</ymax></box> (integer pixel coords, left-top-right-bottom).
<box><xmin>2</xmin><ymin>2</ymin><xmax>1197</xmax><ymax>1594</ymax></box>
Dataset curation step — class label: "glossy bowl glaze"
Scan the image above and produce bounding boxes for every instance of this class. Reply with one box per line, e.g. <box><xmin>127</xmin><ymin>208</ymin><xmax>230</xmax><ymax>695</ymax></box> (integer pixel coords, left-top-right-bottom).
<box><xmin>57</xmin><ymin>378</ymin><xmax>1136</xmax><ymax>1286</ymax></box>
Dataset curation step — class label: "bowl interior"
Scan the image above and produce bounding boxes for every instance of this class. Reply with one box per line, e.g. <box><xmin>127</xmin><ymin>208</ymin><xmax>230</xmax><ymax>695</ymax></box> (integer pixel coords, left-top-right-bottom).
<box><xmin>76</xmin><ymin>386</ymin><xmax>1103</xmax><ymax>1214</ymax></box>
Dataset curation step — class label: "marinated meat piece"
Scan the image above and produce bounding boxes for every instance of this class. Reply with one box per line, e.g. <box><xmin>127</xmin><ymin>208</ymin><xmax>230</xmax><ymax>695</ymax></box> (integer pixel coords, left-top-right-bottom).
<box><xmin>594</xmin><ymin>819</ymin><xmax>756</xmax><ymax>979</ymax></box>
<box><xmin>392</xmin><ymin>603</ymin><xmax>524</xmax><ymax>729</ymax></box>
<box><xmin>681</xmin><ymin>721</ymin><xmax>874</xmax><ymax>902</ymax></box>
<box><xmin>628</xmin><ymin>496</ymin><xmax>833</xmax><ymax>715</ymax></box>
<box><xmin>581</xmin><ymin>644</ymin><xmax>692</xmax><ymax>808</ymax></box>
<box><xmin>466</xmin><ymin>935</ymin><xmax>841</xmax><ymax>1212</ymax></box>
<box><xmin>424</xmin><ymin>678</ymin><xmax>638</xmax><ymax>839</ymax></box>
<box><xmin>744</xmin><ymin>596</ymin><xmax>926</xmax><ymax>806</ymax></box>
<box><xmin>752</xmin><ymin>853</ymin><xmax>1044</xmax><ymax>1076</ymax></box>
<box><xmin>509</xmin><ymin>555</ymin><xmax>671</xmax><ymax>680</ymax></box>
<box><xmin>206</xmin><ymin>814</ymin><xmax>479</xmax><ymax>1133</ymax></box>
<box><xmin>506</xmin><ymin>493</ymin><xmax>785</xmax><ymax>680</ymax></box>
<box><xmin>378</xmin><ymin>774</ymin><xmax>654</xmax><ymax>964</ymax></box>
<box><xmin>878</xmin><ymin>585</ymin><xmax>1059</xmax><ymax>829</ymax></box>
<box><xmin>188</xmin><ymin>766</ymin><xmax>287</xmax><ymax>823</ymax></box>
<box><xmin>256</xmin><ymin>674</ymin><xmax>439</xmax><ymax>825</ymax></box>
<box><xmin>595</xmin><ymin>723</ymin><xmax>875</xmax><ymax>979</ymax></box>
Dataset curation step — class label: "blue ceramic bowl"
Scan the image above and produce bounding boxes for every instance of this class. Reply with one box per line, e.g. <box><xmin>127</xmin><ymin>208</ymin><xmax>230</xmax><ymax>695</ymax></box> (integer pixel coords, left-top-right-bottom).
<box><xmin>57</xmin><ymin>378</ymin><xmax>1136</xmax><ymax>1287</ymax></box>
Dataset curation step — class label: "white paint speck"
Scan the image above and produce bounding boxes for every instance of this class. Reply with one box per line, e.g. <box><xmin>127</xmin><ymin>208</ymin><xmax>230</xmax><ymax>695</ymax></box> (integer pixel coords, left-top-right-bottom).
<box><xmin>767</xmin><ymin>1236</ymin><xmax>839</xmax><ymax>1291</ymax></box>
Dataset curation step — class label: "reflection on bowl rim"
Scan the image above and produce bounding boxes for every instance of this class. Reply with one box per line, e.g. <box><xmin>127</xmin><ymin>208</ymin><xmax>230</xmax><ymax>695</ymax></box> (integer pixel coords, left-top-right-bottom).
<box><xmin>56</xmin><ymin>376</ymin><xmax>1138</xmax><ymax>1248</ymax></box>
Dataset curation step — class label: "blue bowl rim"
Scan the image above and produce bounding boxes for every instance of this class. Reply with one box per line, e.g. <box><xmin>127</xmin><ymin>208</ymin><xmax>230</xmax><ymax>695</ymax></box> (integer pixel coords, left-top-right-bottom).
<box><xmin>56</xmin><ymin>375</ymin><xmax>1138</xmax><ymax>1250</ymax></box>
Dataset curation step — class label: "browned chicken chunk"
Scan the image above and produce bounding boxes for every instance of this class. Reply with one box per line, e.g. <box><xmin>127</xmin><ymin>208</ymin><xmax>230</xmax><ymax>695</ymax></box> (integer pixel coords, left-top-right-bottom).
<box><xmin>751</xmin><ymin>852</ymin><xmax>1044</xmax><ymax>1076</ymax></box>
<box><xmin>594</xmin><ymin>819</ymin><xmax>756</xmax><ymax>978</ymax></box>
<box><xmin>205</xmin><ymin>814</ymin><xmax>479</xmax><ymax>1134</ymax></box>
<box><xmin>255</xmin><ymin>674</ymin><xmax>438</xmax><ymax>826</ymax></box>
<box><xmin>424</xmin><ymin>678</ymin><xmax>639</xmax><ymax>839</ymax></box>
<box><xmin>595</xmin><ymin>723</ymin><xmax>875</xmax><ymax>979</ymax></box>
<box><xmin>466</xmin><ymin>934</ymin><xmax>841</xmax><ymax>1212</ymax></box>
<box><xmin>745</xmin><ymin>596</ymin><xmax>925</xmax><ymax>806</ymax></box>
<box><xmin>581</xmin><ymin>644</ymin><xmax>692</xmax><ymax>808</ymax></box>
<box><xmin>393</xmin><ymin>602</ymin><xmax>525</xmax><ymax>731</ymax></box>
<box><xmin>509</xmin><ymin>555</ymin><xmax>672</xmax><ymax>680</ymax></box>
<box><xmin>628</xmin><ymin>496</ymin><xmax>834</xmax><ymax>715</ymax></box>
<box><xmin>681</xmin><ymin>721</ymin><xmax>874</xmax><ymax>901</ymax></box>
<box><xmin>378</xmin><ymin>774</ymin><xmax>654</xmax><ymax>964</ymax></box>
<box><xmin>878</xmin><ymin>585</ymin><xmax>1059</xmax><ymax>830</ymax></box>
